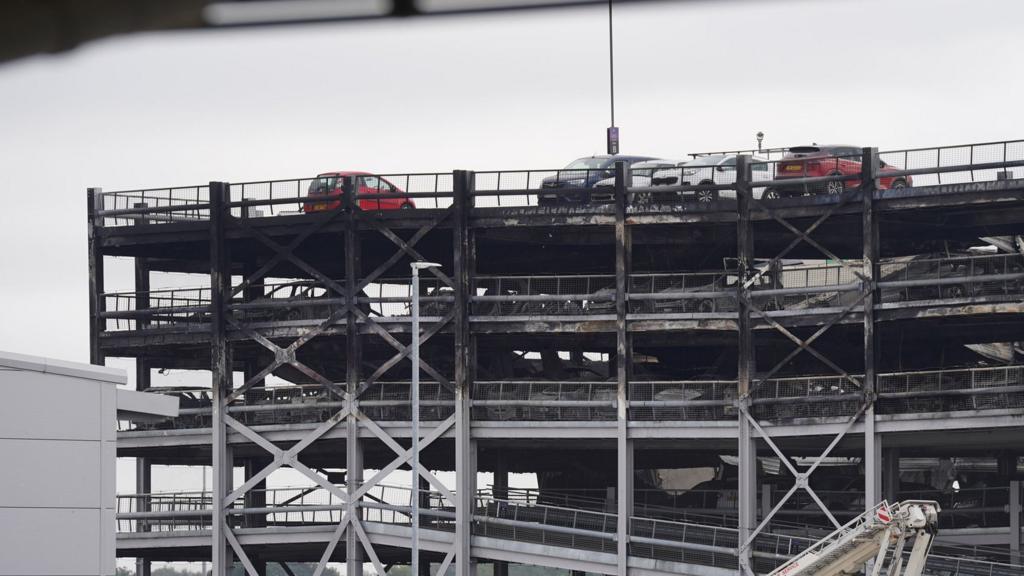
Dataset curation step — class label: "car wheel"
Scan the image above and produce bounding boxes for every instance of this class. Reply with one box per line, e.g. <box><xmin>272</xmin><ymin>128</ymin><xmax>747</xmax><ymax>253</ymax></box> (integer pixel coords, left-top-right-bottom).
<box><xmin>944</xmin><ymin>284</ymin><xmax>967</xmax><ymax>299</ymax></box>
<box><xmin>763</xmin><ymin>188</ymin><xmax>783</xmax><ymax>200</ymax></box>
<box><xmin>825</xmin><ymin>173</ymin><xmax>845</xmax><ymax>195</ymax></box>
<box><xmin>697</xmin><ymin>299</ymin><xmax>715</xmax><ymax>313</ymax></box>
<box><xmin>696</xmin><ymin>185</ymin><xmax>719</xmax><ymax>203</ymax></box>
<box><xmin>891</xmin><ymin>179</ymin><xmax>908</xmax><ymax>190</ymax></box>
<box><xmin>400</xmin><ymin>203</ymin><xmax>414</xmax><ymax>210</ymax></box>
<box><xmin>286</xmin><ymin>308</ymin><xmax>303</xmax><ymax>322</ymax></box>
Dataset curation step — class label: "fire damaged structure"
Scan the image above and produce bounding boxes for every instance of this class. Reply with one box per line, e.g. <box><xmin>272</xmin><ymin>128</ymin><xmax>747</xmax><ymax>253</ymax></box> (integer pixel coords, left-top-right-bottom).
<box><xmin>89</xmin><ymin>142</ymin><xmax>1024</xmax><ymax>576</ymax></box>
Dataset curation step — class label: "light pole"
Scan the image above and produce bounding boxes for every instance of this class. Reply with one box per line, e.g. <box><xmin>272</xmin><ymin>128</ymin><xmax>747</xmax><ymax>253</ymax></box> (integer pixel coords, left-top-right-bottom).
<box><xmin>756</xmin><ymin>131</ymin><xmax>764</xmax><ymax>153</ymax></box>
<box><xmin>410</xmin><ymin>261</ymin><xmax>440</xmax><ymax>576</ymax></box>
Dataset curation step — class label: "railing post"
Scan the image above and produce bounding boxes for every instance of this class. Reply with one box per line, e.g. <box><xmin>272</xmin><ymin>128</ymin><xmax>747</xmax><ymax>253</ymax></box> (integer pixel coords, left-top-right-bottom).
<box><xmin>862</xmin><ymin>147</ymin><xmax>882</xmax><ymax>513</ymax></box>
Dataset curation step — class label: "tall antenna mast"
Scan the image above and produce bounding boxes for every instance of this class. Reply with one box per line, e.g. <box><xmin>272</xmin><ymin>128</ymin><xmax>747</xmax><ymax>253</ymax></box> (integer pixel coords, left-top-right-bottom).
<box><xmin>606</xmin><ymin>0</ymin><xmax>619</xmax><ymax>154</ymax></box>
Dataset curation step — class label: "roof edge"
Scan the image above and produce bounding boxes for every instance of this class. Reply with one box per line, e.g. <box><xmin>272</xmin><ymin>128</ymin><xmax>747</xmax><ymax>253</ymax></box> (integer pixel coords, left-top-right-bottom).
<box><xmin>0</xmin><ymin>350</ymin><xmax>127</xmax><ymax>385</ymax></box>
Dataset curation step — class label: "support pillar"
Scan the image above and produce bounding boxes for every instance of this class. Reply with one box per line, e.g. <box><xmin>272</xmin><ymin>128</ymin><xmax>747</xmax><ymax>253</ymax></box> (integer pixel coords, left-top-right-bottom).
<box><xmin>210</xmin><ymin>181</ymin><xmax>234</xmax><ymax>574</ymax></box>
<box><xmin>344</xmin><ymin>174</ymin><xmax>365</xmax><ymax>576</ymax></box>
<box><xmin>87</xmin><ymin>187</ymin><xmax>105</xmax><ymax>366</ymax></box>
<box><xmin>493</xmin><ymin>454</ymin><xmax>509</xmax><ymax>576</ymax></box>
<box><xmin>1011</xmin><ymin>480</ymin><xmax>1021</xmax><ymax>564</ymax></box>
<box><xmin>735</xmin><ymin>156</ymin><xmax>757</xmax><ymax>576</ymax></box>
<box><xmin>862</xmin><ymin>148</ymin><xmax>882</xmax><ymax>510</ymax></box>
<box><xmin>883</xmin><ymin>448</ymin><xmax>901</xmax><ymax>503</ymax></box>
<box><xmin>453</xmin><ymin>170</ymin><xmax>477</xmax><ymax>576</ymax></box>
<box><xmin>613</xmin><ymin>162</ymin><xmax>633</xmax><ymax>576</ymax></box>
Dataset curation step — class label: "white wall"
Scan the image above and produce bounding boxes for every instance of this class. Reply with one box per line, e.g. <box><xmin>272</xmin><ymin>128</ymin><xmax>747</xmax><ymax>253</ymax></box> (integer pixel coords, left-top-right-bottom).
<box><xmin>0</xmin><ymin>362</ymin><xmax>118</xmax><ymax>576</ymax></box>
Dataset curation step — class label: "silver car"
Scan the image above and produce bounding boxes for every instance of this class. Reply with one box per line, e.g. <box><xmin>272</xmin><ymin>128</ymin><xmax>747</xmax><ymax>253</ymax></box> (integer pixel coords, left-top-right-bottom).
<box><xmin>650</xmin><ymin>154</ymin><xmax>770</xmax><ymax>203</ymax></box>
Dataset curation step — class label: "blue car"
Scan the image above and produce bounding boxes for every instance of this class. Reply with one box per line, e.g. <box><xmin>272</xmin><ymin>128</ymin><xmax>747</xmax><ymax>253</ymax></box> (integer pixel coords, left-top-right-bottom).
<box><xmin>537</xmin><ymin>154</ymin><xmax>656</xmax><ymax>206</ymax></box>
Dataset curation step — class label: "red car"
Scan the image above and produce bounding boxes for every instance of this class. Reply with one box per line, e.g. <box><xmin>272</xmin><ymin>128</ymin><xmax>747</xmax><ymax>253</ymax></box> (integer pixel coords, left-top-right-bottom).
<box><xmin>303</xmin><ymin>171</ymin><xmax>415</xmax><ymax>213</ymax></box>
<box><xmin>765</xmin><ymin>145</ymin><xmax>911</xmax><ymax>198</ymax></box>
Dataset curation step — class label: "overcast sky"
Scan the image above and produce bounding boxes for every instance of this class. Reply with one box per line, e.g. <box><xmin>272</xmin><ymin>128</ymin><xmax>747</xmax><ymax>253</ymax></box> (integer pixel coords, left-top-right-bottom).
<box><xmin>3</xmin><ymin>0</ymin><xmax>1024</xmax><ymax>359</ymax></box>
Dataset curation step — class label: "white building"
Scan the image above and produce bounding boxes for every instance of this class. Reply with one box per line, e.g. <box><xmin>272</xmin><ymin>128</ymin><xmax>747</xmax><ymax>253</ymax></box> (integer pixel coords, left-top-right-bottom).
<box><xmin>0</xmin><ymin>351</ymin><xmax>177</xmax><ymax>576</ymax></box>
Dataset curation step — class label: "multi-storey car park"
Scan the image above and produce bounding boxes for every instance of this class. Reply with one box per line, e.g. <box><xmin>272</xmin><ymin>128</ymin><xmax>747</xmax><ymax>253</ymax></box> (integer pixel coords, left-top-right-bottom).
<box><xmin>87</xmin><ymin>141</ymin><xmax>1024</xmax><ymax>576</ymax></box>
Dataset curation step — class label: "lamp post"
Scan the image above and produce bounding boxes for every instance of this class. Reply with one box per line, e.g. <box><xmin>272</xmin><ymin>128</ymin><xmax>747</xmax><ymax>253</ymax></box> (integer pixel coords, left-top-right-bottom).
<box><xmin>410</xmin><ymin>261</ymin><xmax>440</xmax><ymax>576</ymax></box>
<box><xmin>756</xmin><ymin>131</ymin><xmax>764</xmax><ymax>153</ymax></box>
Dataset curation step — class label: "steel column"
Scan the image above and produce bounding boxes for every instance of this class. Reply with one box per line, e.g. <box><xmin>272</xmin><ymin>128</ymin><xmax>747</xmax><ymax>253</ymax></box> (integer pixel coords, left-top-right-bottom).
<box><xmin>210</xmin><ymin>181</ymin><xmax>234</xmax><ymax>574</ymax></box>
<box><xmin>862</xmin><ymin>147</ymin><xmax>881</xmax><ymax>511</ymax></box>
<box><xmin>883</xmin><ymin>448</ymin><xmax>900</xmax><ymax>503</ymax></box>
<box><xmin>87</xmin><ymin>188</ymin><xmax>105</xmax><ymax>365</ymax></box>
<box><xmin>494</xmin><ymin>452</ymin><xmax>509</xmax><ymax>576</ymax></box>
<box><xmin>454</xmin><ymin>170</ymin><xmax>476</xmax><ymax>576</ymax></box>
<box><xmin>344</xmin><ymin>175</ymin><xmax>365</xmax><ymax>576</ymax></box>
<box><xmin>614</xmin><ymin>161</ymin><xmax>632</xmax><ymax>576</ymax></box>
<box><xmin>1011</xmin><ymin>479</ymin><xmax>1022</xmax><ymax>564</ymax></box>
<box><xmin>735</xmin><ymin>156</ymin><xmax>757</xmax><ymax>576</ymax></box>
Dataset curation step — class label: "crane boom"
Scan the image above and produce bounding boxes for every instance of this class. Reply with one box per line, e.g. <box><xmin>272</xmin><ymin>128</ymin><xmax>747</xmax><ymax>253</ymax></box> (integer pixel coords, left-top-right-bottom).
<box><xmin>768</xmin><ymin>501</ymin><xmax>941</xmax><ymax>576</ymax></box>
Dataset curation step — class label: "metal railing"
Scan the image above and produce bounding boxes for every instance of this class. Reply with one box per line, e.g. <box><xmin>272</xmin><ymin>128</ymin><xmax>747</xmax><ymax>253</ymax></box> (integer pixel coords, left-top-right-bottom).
<box><xmin>93</xmin><ymin>139</ymin><xmax>1024</xmax><ymax>228</ymax></box>
<box><xmin>124</xmin><ymin>364</ymin><xmax>1024</xmax><ymax>431</ymax></box>
<box><xmin>115</xmin><ymin>488</ymin><xmax>1020</xmax><ymax>576</ymax></box>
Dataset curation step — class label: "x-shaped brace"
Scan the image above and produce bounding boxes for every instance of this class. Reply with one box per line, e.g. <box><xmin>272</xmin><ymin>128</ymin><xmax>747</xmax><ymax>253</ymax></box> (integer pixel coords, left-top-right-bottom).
<box><xmin>739</xmin><ymin>289</ymin><xmax>870</xmax><ymax>396</ymax></box>
<box><xmin>743</xmin><ymin>189</ymin><xmax>866</xmax><ymax>290</ymax></box>
<box><xmin>356</xmin><ymin>412</ymin><xmax>457</xmax><ymax>505</ymax></box>
<box><xmin>739</xmin><ymin>399</ymin><xmax>869</xmax><ymax>553</ymax></box>
<box><xmin>225</xmin><ymin>311</ymin><xmax>347</xmax><ymax>403</ymax></box>
<box><xmin>359</xmin><ymin>307</ymin><xmax>457</xmax><ymax>397</ymax></box>
<box><xmin>222</xmin><ymin>406</ymin><xmax>351</xmax><ymax>506</ymax></box>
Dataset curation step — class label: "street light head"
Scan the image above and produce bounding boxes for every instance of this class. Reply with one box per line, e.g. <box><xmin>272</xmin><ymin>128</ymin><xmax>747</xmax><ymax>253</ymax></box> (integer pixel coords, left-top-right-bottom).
<box><xmin>410</xmin><ymin>261</ymin><xmax>442</xmax><ymax>270</ymax></box>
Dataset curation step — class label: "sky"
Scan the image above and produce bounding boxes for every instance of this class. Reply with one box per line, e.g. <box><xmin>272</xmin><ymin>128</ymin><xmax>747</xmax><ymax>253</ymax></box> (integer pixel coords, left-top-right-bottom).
<box><xmin>3</xmin><ymin>0</ymin><xmax>1024</xmax><ymax>359</ymax></box>
<box><xmin>2</xmin><ymin>0</ymin><xmax>1024</xmax><ymax>568</ymax></box>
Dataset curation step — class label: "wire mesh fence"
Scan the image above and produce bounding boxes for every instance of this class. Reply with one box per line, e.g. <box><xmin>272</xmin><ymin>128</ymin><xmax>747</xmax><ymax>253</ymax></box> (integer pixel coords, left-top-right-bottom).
<box><xmin>97</xmin><ymin>185</ymin><xmax>211</xmax><ymax>226</ymax></box>
<box><xmin>750</xmin><ymin>375</ymin><xmax>863</xmax><ymax>421</ymax></box>
<box><xmin>878</xmin><ymin>140</ymin><xmax>1024</xmax><ymax>188</ymax></box>
<box><xmin>878</xmin><ymin>253</ymin><xmax>1024</xmax><ymax>303</ymax></box>
<box><xmin>629</xmin><ymin>380</ymin><xmax>735</xmax><ymax>421</ymax></box>
<box><xmin>471</xmin><ymin>381</ymin><xmax>617</xmax><ymax>421</ymax></box>
<box><xmin>102</xmin><ymin>287</ymin><xmax>212</xmax><ymax>331</ymax></box>
<box><xmin>472</xmin><ymin>275</ymin><xmax>616</xmax><ymax>317</ymax></box>
<box><xmin>228</xmin><ymin>173</ymin><xmax>455</xmax><ymax>218</ymax></box>
<box><xmin>877</xmin><ymin>365</ymin><xmax>1024</xmax><ymax>414</ymax></box>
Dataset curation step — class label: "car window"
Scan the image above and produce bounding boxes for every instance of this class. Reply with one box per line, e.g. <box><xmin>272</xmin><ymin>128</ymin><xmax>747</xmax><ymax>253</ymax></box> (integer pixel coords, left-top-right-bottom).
<box><xmin>565</xmin><ymin>158</ymin><xmax>610</xmax><ymax>170</ymax></box>
<box><xmin>362</xmin><ymin>176</ymin><xmax>381</xmax><ymax>189</ymax></box>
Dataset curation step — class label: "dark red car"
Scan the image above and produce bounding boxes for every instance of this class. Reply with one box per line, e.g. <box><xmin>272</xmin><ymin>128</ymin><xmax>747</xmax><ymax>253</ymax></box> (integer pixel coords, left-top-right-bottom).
<box><xmin>303</xmin><ymin>171</ymin><xmax>415</xmax><ymax>213</ymax></box>
<box><xmin>765</xmin><ymin>145</ymin><xmax>911</xmax><ymax>199</ymax></box>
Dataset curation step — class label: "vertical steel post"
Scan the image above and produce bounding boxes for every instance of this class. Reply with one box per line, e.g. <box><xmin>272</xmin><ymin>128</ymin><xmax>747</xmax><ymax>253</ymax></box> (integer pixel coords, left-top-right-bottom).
<box><xmin>1011</xmin><ymin>479</ymin><xmax>1022</xmax><ymax>564</ymax></box>
<box><xmin>862</xmin><ymin>148</ymin><xmax>882</xmax><ymax>511</ymax></box>
<box><xmin>494</xmin><ymin>450</ymin><xmax>509</xmax><ymax>576</ymax></box>
<box><xmin>87</xmin><ymin>188</ymin><xmax>105</xmax><ymax>366</ymax></box>
<box><xmin>132</xmin><ymin>204</ymin><xmax>152</xmax><ymax>576</ymax></box>
<box><xmin>344</xmin><ymin>175</ymin><xmax>365</xmax><ymax>576</ymax></box>
<box><xmin>210</xmin><ymin>181</ymin><xmax>233</xmax><ymax>574</ymax></box>
<box><xmin>883</xmin><ymin>448</ymin><xmax>900</xmax><ymax>503</ymax></box>
<box><xmin>613</xmin><ymin>161</ymin><xmax>632</xmax><ymax>576</ymax></box>
<box><xmin>411</xmin><ymin>264</ymin><xmax>422</xmax><ymax>576</ymax></box>
<box><xmin>453</xmin><ymin>170</ymin><xmax>476</xmax><ymax>576</ymax></box>
<box><xmin>735</xmin><ymin>155</ymin><xmax>757</xmax><ymax>576</ymax></box>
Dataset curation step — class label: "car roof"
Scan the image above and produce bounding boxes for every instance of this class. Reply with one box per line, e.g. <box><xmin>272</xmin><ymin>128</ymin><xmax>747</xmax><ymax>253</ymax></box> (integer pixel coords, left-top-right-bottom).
<box><xmin>317</xmin><ymin>170</ymin><xmax>371</xmax><ymax>176</ymax></box>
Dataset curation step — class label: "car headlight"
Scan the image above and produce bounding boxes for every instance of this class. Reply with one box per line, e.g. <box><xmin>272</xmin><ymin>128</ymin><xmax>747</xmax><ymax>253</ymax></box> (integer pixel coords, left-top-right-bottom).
<box><xmin>682</xmin><ymin>169</ymin><xmax>697</xmax><ymax>176</ymax></box>
<box><xmin>563</xmin><ymin>179</ymin><xmax>586</xmax><ymax>186</ymax></box>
